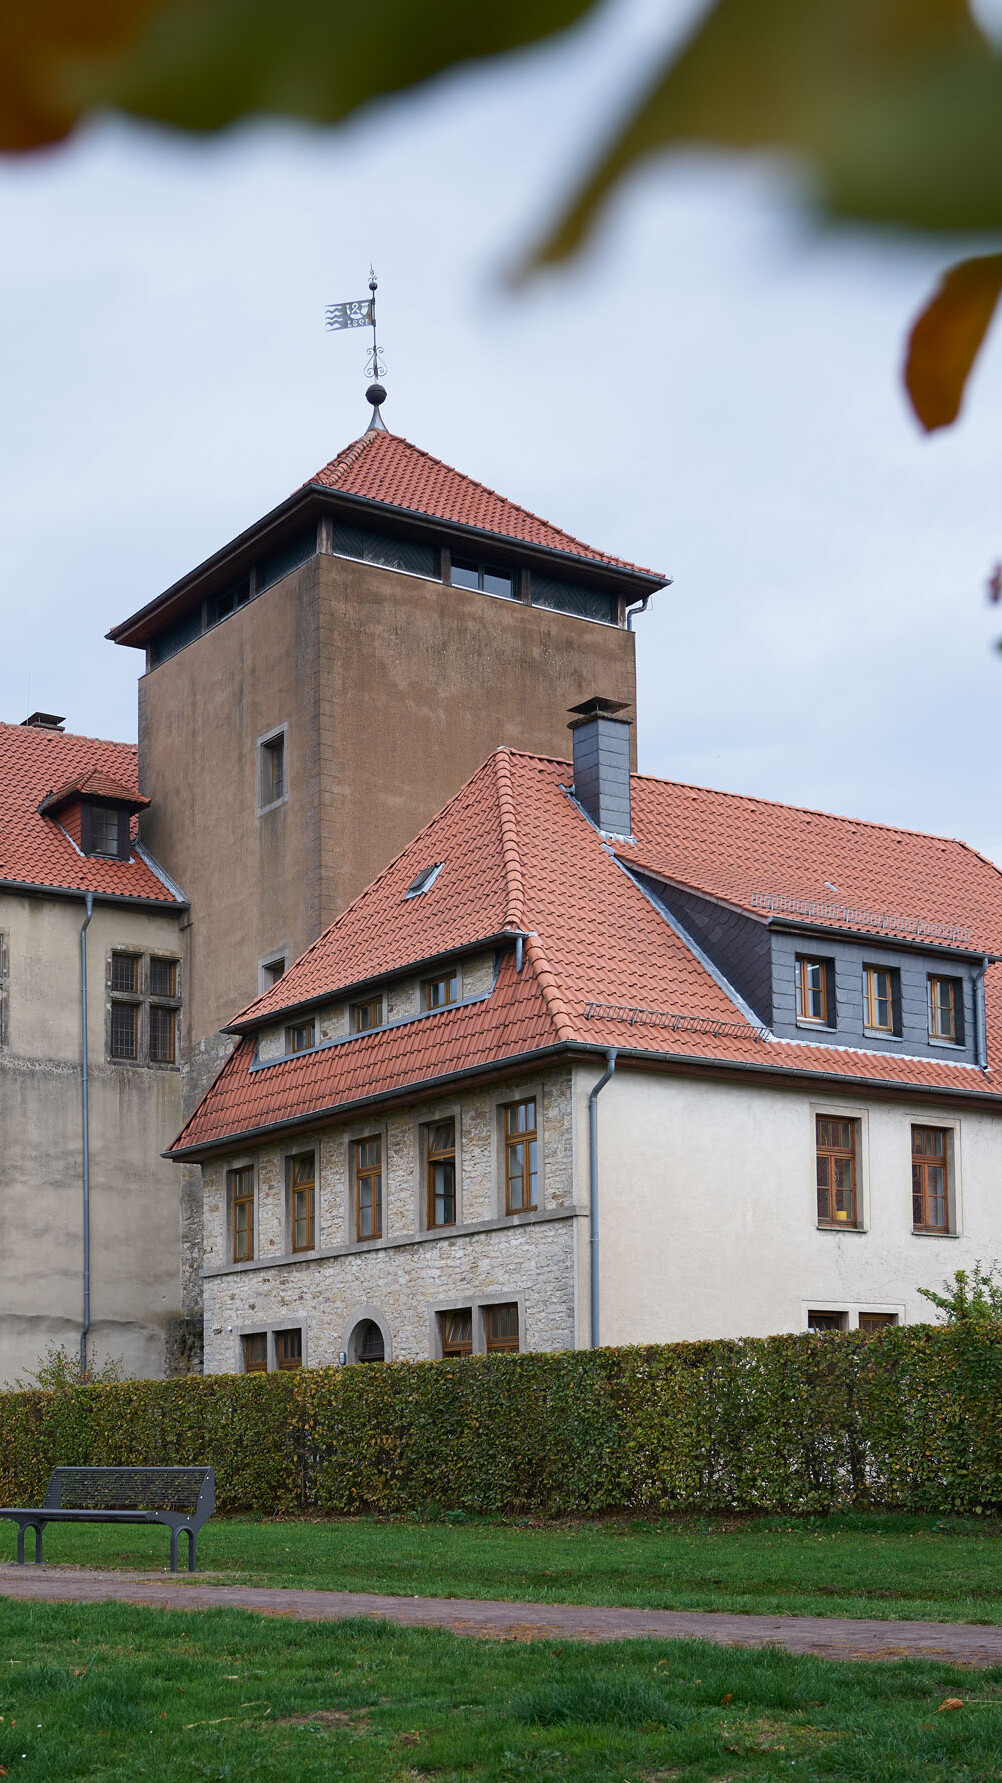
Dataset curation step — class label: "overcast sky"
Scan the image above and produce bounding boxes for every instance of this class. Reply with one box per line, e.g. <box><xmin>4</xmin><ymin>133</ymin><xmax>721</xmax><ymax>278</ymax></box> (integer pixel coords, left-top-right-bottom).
<box><xmin>2</xmin><ymin>0</ymin><xmax>1001</xmax><ymax>866</ymax></box>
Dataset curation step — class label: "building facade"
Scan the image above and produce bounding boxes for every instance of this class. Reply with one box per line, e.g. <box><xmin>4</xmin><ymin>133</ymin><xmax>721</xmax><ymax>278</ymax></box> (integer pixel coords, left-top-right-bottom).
<box><xmin>173</xmin><ymin>705</ymin><xmax>1002</xmax><ymax>1371</ymax></box>
<box><xmin>0</xmin><ymin>716</ymin><xmax>187</xmax><ymax>1383</ymax></box>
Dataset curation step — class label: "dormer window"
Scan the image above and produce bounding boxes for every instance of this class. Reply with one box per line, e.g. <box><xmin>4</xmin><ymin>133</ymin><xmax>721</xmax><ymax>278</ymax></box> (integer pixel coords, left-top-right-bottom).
<box><xmin>38</xmin><ymin>770</ymin><xmax>147</xmax><ymax>863</ymax></box>
<box><xmin>87</xmin><ymin>804</ymin><xmax>123</xmax><ymax>859</ymax></box>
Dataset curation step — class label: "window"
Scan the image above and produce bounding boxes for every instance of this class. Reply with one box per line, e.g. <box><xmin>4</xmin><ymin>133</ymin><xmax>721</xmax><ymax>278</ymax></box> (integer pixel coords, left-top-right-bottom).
<box><xmin>422</xmin><ymin>971</ymin><xmax>459</xmax><ymax>1011</ymax></box>
<box><xmin>351</xmin><ymin>997</ymin><xmax>383</xmax><ymax>1034</ymax></box>
<box><xmin>929</xmin><ymin>976</ymin><xmax>962</xmax><ymax>1044</ymax></box>
<box><xmin>796</xmin><ymin>956</ymin><xmax>834</xmax><ymax>1026</ymax></box>
<box><xmin>111</xmin><ymin>953</ymin><xmax>139</xmax><ymax>993</ymax></box>
<box><xmin>354</xmin><ymin>1136</ymin><xmax>382</xmax><ymax>1240</ymax></box>
<box><xmin>404</xmin><ymin>862</ymin><xmax>444</xmax><ymax>899</ymax></box>
<box><xmin>441</xmin><ymin>1310</ymin><xmax>473</xmax><ymax>1357</ymax></box>
<box><xmin>275</xmin><ymin>1328</ymin><xmax>303</xmax><ymax>1370</ymax></box>
<box><xmin>485</xmin><ymin>1303</ymin><xmax>520</xmax><ymax>1353</ymax></box>
<box><xmin>356</xmin><ymin>1320</ymin><xmax>385</xmax><ymax>1363</ymax></box>
<box><xmin>504</xmin><ymin>1098</ymin><xmax>538</xmax><ymax>1214</ymax></box>
<box><xmin>427</xmin><ymin>1119</ymin><xmax>457</xmax><ymax>1227</ymax></box>
<box><xmin>109</xmin><ymin>951</ymin><xmax>181</xmax><ymax>1066</ymax></box>
<box><xmin>859</xmin><ymin>1312</ymin><xmax>898</xmax><ymax>1334</ymax></box>
<box><xmin>110</xmin><ymin>1001</ymin><xmax>138</xmax><ymax>1060</ymax></box>
<box><xmin>259</xmin><ymin>731</ymin><xmax>286</xmax><ymax>808</ymax></box>
<box><xmin>912</xmin><ymin>1125</ymin><xmax>951</xmax><ymax>1233</ymax></box>
<box><xmin>242</xmin><ymin>1332</ymin><xmax>267</xmax><ymax>1372</ymax></box>
<box><xmin>83</xmin><ymin>803</ymin><xmax>129</xmax><ymax>860</ymax></box>
<box><xmin>808</xmin><ymin>1310</ymin><xmax>847</xmax><ymax>1333</ymax></box>
<box><xmin>261</xmin><ymin>956</ymin><xmax>286</xmax><ymax>990</ymax></box>
<box><xmin>451</xmin><ymin>558</ymin><xmax>516</xmax><ymax>600</ymax></box>
<box><xmin>286</xmin><ymin>1019</ymin><xmax>315</xmax><ymax>1054</ymax></box>
<box><xmin>863</xmin><ymin>965</ymin><xmax>899</xmax><ymax>1034</ymax></box>
<box><xmin>816</xmin><ymin>1116</ymin><xmax>859</xmax><ymax>1226</ymax></box>
<box><xmin>288</xmin><ymin>1152</ymin><xmax>315</xmax><ymax>1252</ymax></box>
<box><xmin>206</xmin><ymin>577</ymin><xmax>250</xmax><ymax>627</ymax></box>
<box><xmin>530</xmin><ymin>572</ymin><xmax>619</xmax><ymax>625</ymax></box>
<box><xmin>231</xmin><ymin>1166</ymin><xmax>254</xmax><ymax>1262</ymax></box>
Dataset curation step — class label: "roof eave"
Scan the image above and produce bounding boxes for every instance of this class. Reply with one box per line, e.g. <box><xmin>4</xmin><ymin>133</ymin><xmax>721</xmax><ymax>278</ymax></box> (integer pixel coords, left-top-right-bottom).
<box><xmin>0</xmin><ymin>875</ymin><xmax>187</xmax><ymax>911</ymax></box>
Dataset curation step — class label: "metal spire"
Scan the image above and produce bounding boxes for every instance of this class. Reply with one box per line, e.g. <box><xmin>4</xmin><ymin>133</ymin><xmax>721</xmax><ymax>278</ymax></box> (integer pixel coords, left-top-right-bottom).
<box><xmin>324</xmin><ymin>265</ymin><xmax>388</xmax><ymax>430</ymax></box>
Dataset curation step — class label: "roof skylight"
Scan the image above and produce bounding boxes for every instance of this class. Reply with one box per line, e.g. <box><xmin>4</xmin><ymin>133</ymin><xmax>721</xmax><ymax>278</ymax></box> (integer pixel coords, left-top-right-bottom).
<box><xmin>404</xmin><ymin>861</ymin><xmax>444</xmax><ymax>899</ymax></box>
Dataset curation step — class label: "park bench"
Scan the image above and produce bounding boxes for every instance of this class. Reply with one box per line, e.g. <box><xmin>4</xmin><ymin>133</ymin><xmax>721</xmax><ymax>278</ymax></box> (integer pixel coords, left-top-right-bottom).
<box><xmin>0</xmin><ymin>1466</ymin><xmax>214</xmax><ymax>1573</ymax></box>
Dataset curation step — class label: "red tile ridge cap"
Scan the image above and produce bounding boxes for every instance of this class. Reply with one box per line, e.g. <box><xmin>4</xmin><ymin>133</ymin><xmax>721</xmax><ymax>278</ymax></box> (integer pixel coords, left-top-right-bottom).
<box><xmin>493</xmin><ymin>748</ymin><xmax>526</xmax><ymax>929</ymax></box>
<box><xmin>303</xmin><ymin>429</ymin><xmax>374</xmax><ymax>488</ymax></box>
<box><xmin>523</xmin><ymin>930</ymin><xmax>575</xmax><ymax>1043</ymax></box>
<box><xmin>0</xmin><ymin>721</ymin><xmax>139</xmax><ymax>752</ymax></box>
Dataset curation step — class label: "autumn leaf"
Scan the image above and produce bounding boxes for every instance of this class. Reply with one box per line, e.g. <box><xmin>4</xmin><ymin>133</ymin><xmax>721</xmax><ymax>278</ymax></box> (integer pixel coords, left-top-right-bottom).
<box><xmin>938</xmin><ymin>1696</ymin><xmax>965</xmax><ymax>1711</ymax></box>
<box><xmin>905</xmin><ymin>254</ymin><xmax>1002</xmax><ymax>430</ymax></box>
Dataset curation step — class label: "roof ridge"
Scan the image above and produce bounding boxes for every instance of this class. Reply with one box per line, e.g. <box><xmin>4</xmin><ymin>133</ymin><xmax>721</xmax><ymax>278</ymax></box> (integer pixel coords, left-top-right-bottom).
<box><xmin>305</xmin><ymin>428</ymin><xmax>379</xmax><ymax>488</ymax></box>
<box><xmin>493</xmin><ymin>748</ymin><xmax>526</xmax><ymax>929</ymax></box>
<box><xmin>0</xmin><ymin>722</ymin><xmax>138</xmax><ymax>751</ymax></box>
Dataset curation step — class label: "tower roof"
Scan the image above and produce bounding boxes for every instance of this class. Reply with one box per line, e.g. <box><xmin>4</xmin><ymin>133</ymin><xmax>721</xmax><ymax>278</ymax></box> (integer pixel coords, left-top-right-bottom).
<box><xmin>306</xmin><ymin>429</ymin><xmax>659</xmax><ymax>576</ymax></box>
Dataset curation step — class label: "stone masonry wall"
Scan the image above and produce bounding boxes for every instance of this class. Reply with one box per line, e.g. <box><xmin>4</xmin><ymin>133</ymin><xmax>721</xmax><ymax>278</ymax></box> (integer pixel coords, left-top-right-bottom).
<box><xmin>202</xmin><ymin>1066</ymin><xmax>578</xmax><ymax>1371</ymax></box>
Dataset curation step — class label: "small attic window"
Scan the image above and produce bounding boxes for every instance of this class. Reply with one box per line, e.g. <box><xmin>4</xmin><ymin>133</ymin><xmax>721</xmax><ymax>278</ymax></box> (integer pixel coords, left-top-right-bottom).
<box><xmin>82</xmin><ymin>803</ymin><xmax>130</xmax><ymax>862</ymax></box>
<box><xmin>405</xmin><ymin>862</ymin><xmax>444</xmax><ymax>900</ymax></box>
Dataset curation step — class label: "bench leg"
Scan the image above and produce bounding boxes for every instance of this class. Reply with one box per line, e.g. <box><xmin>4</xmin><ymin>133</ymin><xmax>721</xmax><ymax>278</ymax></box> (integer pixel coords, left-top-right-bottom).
<box><xmin>34</xmin><ymin>1524</ymin><xmax>44</xmax><ymax>1564</ymax></box>
<box><xmin>16</xmin><ymin>1524</ymin><xmax>24</xmax><ymax>1565</ymax></box>
<box><xmin>187</xmin><ymin>1531</ymin><xmax>196</xmax><ymax>1574</ymax></box>
<box><xmin>169</xmin><ymin>1529</ymin><xmax>178</xmax><ymax>1573</ymax></box>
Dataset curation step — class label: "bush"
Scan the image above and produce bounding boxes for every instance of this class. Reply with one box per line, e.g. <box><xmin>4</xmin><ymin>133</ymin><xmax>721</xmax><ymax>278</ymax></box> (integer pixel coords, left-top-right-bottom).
<box><xmin>1</xmin><ymin>1326</ymin><xmax>1001</xmax><ymax>1518</ymax></box>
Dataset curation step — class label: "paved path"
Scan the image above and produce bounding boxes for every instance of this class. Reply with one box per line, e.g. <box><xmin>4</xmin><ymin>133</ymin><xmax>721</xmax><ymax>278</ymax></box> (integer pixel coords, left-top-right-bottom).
<box><xmin>1</xmin><ymin>1566</ymin><xmax>1001</xmax><ymax>1666</ymax></box>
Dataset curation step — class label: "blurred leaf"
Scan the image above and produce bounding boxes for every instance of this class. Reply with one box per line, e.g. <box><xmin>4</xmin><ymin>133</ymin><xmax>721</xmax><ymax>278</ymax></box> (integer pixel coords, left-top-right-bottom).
<box><xmin>905</xmin><ymin>253</ymin><xmax>1002</xmax><ymax>430</ymax></box>
<box><xmin>0</xmin><ymin>0</ymin><xmax>594</xmax><ymax>152</ymax></box>
<box><xmin>528</xmin><ymin>0</ymin><xmax>1002</xmax><ymax>269</ymax></box>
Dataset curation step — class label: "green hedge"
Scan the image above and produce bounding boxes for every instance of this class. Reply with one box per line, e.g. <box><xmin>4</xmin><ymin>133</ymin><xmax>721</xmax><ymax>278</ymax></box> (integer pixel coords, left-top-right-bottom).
<box><xmin>2</xmin><ymin>1326</ymin><xmax>1001</xmax><ymax>1518</ymax></box>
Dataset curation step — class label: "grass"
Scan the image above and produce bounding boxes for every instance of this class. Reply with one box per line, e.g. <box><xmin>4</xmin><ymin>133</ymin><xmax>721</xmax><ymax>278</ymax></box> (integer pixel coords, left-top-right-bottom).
<box><xmin>2</xmin><ymin>1596</ymin><xmax>1002</xmax><ymax>1780</ymax></box>
<box><xmin>4</xmin><ymin>1510</ymin><xmax>1002</xmax><ymax>1625</ymax></box>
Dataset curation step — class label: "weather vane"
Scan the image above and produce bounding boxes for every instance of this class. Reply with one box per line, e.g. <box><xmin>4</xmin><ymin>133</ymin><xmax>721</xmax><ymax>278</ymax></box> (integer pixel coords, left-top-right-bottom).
<box><xmin>325</xmin><ymin>267</ymin><xmax>387</xmax><ymax>429</ymax></box>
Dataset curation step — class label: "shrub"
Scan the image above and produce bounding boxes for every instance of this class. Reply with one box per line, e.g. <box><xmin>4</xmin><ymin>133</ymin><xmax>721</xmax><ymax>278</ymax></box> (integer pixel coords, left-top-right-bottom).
<box><xmin>1</xmin><ymin>1326</ymin><xmax>1001</xmax><ymax>1518</ymax></box>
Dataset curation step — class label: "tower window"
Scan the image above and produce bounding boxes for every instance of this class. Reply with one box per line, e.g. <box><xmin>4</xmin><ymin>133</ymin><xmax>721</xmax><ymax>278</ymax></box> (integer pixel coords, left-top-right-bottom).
<box><xmin>451</xmin><ymin>559</ymin><xmax>516</xmax><ymax>600</ymax></box>
<box><xmin>258</xmin><ymin>730</ymin><xmax>287</xmax><ymax>810</ymax></box>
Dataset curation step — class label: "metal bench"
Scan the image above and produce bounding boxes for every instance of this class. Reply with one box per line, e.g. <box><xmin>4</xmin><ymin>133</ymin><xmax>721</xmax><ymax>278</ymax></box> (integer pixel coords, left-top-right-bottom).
<box><xmin>0</xmin><ymin>1466</ymin><xmax>215</xmax><ymax>1573</ymax></box>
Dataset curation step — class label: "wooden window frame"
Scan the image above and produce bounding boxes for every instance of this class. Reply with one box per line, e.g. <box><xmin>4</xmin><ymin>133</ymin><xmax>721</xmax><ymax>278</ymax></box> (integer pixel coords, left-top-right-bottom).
<box><xmin>351</xmin><ymin>996</ymin><xmax>383</xmax><ymax>1034</ymax></box>
<box><xmin>484</xmin><ymin>1303</ymin><xmax>520</xmax><ymax>1353</ymax></box>
<box><xmin>82</xmin><ymin>801</ymin><xmax>130</xmax><ymax>862</ymax></box>
<box><xmin>815</xmin><ymin>1115</ymin><xmax>860</xmax><ymax>1228</ymax></box>
<box><xmin>421</xmin><ymin>970</ymin><xmax>459</xmax><ymax>1011</ymax></box>
<box><xmin>503</xmin><ymin>1097</ymin><xmax>539</xmax><ymax>1215</ymax></box>
<box><xmin>425</xmin><ymin>1118</ymin><xmax>457</xmax><ymax>1228</ymax></box>
<box><xmin>863</xmin><ymin>964</ymin><xmax>899</xmax><ymax>1035</ymax></box>
<box><xmin>286</xmin><ymin>1019</ymin><xmax>316</xmax><ymax>1055</ymax></box>
<box><xmin>808</xmin><ymin>1309</ymin><xmax>848</xmax><ymax>1333</ymax></box>
<box><xmin>858</xmin><ymin>1311</ymin><xmax>898</xmax><ymax>1334</ymax></box>
<box><xmin>111</xmin><ymin>952</ymin><xmax>140</xmax><ymax>994</ymax></box>
<box><xmin>230</xmin><ymin>1166</ymin><xmax>255</xmax><ymax>1263</ymax></box>
<box><xmin>275</xmin><ymin>1328</ymin><xmax>303</xmax><ymax>1370</ymax></box>
<box><xmin>242</xmin><ymin>1332</ymin><xmax>267</xmax><ymax>1373</ymax></box>
<box><xmin>441</xmin><ymin>1309</ymin><xmax>473</xmax><ymax>1358</ymax></box>
<box><xmin>796</xmin><ymin>955</ymin><xmax>834</xmax><ymax>1027</ymax></box>
<box><xmin>257</xmin><ymin>725</ymin><xmax>288</xmax><ymax>814</ymax></box>
<box><xmin>354</xmin><ymin>1135</ymin><xmax>383</xmax><ymax>1242</ymax></box>
<box><xmin>928</xmin><ymin>975</ymin><xmax>961</xmax><ymax>1045</ymax></box>
<box><xmin>287</xmin><ymin>1151</ymin><xmax>316</xmax><ymax>1253</ymax></box>
<box><xmin>148</xmin><ymin>1000</ymin><xmax>177</xmax><ymax>1064</ymax></box>
<box><xmin>911</xmin><ymin>1124</ymin><xmax>951</xmax><ymax>1234</ymax></box>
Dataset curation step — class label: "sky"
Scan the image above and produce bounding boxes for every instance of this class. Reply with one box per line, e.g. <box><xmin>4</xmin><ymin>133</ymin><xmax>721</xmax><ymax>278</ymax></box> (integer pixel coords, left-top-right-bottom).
<box><xmin>1</xmin><ymin>0</ymin><xmax>1001</xmax><ymax>864</ymax></box>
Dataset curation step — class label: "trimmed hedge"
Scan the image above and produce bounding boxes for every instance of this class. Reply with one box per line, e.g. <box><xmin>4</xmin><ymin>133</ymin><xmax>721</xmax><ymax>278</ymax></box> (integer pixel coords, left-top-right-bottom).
<box><xmin>2</xmin><ymin>1326</ymin><xmax>1002</xmax><ymax>1518</ymax></box>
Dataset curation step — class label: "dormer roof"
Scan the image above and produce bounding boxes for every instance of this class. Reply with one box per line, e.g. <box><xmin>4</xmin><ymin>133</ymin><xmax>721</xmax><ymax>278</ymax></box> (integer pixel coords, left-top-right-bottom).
<box><xmin>38</xmin><ymin>768</ymin><xmax>150</xmax><ymax>817</ymax></box>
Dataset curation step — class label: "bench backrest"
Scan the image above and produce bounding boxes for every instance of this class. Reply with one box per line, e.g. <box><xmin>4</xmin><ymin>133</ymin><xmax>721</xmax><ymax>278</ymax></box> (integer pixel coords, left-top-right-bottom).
<box><xmin>45</xmin><ymin>1466</ymin><xmax>213</xmax><ymax>1517</ymax></box>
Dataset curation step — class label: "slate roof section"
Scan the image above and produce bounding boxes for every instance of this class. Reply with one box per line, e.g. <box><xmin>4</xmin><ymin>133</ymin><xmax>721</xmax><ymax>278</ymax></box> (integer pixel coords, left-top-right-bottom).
<box><xmin>0</xmin><ymin>721</ymin><xmax>183</xmax><ymax>904</ymax></box>
<box><xmin>172</xmin><ymin>751</ymin><xmax>1002</xmax><ymax>1157</ymax></box>
<box><xmin>307</xmin><ymin>429</ymin><xmax>660</xmax><ymax>577</ymax></box>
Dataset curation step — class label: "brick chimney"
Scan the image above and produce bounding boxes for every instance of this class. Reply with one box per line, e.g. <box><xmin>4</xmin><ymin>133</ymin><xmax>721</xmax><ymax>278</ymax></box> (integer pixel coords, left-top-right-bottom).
<box><xmin>568</xmin><ymin>697</ymin><xmax>632</xmax><ymax>838</ymax></box>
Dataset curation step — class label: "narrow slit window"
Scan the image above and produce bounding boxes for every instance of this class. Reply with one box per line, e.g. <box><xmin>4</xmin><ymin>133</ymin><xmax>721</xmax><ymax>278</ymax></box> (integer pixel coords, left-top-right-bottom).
<box><xmin>427</xmin><ymin>1119</ymin><xmax>456</xmax><ymax>1228</ymax></box>
<box><xmin>441</xmin><ymin>1309</ymin><xmax>472</xmax><ymax>1357</ymax></box>
<box><xmin>231</xmin><ymin>1166</ymin><xmax>255</xmax><ymax>1262</ymax></box>
<box><xmin>355</xmin><ymin>1136</ymin><xmax>382</xmax><ymax>1240</ymax></box>
<box><xmin>260</xmin><ymin>733</ymin><xmax>286</xmax><ymax>807</ymax></box>
<box><xmin>912</xmin><ymin>1125</ymin><xmax>950</xmax><ymax>1233</ymax></box>
<box><xmin>288</xmin><ymin>1152</ymin><xmax>315</xmax><ymax>1252</ymax></box>
<box><xmin>504</xmin><ymin>1098</ymin><xmax>538</xmax><ymax>1214</ymax></box>
<box><xmin>485</xmin><ymin>1303</ymin><xmax>520</xmax><ymax>1353</ymax></box>
<box><xmin>816</xmin><ymin>1116</ymin><xmax>859</xmax><ymax>1227</ymax></box>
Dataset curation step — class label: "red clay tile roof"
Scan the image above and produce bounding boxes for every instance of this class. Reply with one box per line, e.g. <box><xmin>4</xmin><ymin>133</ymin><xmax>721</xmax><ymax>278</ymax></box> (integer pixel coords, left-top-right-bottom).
<box><xmin>0</xmin><ymin>722</ymin><xmax>182</xmax><ymax>904</ymax></box>
<box><xmin>39</xmin><ymin>768</ymin><xmax>150</xmax><ymax>815</ymax></box>
<box><xmin>308</xmin><ymin>429</ymin><xmax>660</xmax><ymax>577</ymax></box>
<box><xmin>172</xmin><ymin>751</ymin><xmax>1002</xmax><ymax>1156</ymax></box>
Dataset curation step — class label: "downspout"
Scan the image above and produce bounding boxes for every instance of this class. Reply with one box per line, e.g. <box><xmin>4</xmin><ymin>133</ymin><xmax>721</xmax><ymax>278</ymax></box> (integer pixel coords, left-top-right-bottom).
<box><xmin>588</xmin><ymin>1049</ymin><xmax>617</xmax><ymax>1349</ymax></box>
<box><xmin>626</xmin><ymin>593</ymin><xmax>651</xmax><ymax>632</ymax></box>
<box><xmin>974</xmin><ymin>955</ymin><xmax>990</xmax><ymax>1069</ymax></box>
<box><xmin>79</xmin><ymin>892</ymin><xmax>93</xmax><ymax>1381</ymax></box>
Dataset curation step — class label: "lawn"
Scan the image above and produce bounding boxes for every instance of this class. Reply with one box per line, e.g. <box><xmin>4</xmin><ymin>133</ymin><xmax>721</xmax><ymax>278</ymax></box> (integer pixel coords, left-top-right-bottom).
<box><xmin>3</xmin><ymin>1510</ymin><xmax>1002</xmax><ymax>1625</ymax></box>
<box><xmin>2</xmin><ymin>1596</ymin><xmax>1002</xmax><ymax>1780</ymax></box>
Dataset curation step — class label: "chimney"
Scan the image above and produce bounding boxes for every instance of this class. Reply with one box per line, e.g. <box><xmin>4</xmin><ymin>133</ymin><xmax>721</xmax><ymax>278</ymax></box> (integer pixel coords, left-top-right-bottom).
<box><xmin>21</xmin><ymin>712</ymin><xmax>66</xmax><ymax>731</ymax></box>
<box><xmin>568</xmin><ymin>697</ymin><xmax>632</xmax><ymax>837</ymax></box>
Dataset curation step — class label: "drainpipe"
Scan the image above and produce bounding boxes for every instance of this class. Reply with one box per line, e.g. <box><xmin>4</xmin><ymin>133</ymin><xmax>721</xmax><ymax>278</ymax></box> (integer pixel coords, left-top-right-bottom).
<box><xmin>79</xmin><ymin>892</ymin><xmax>93</xmax><ymax>1381</ymax></box>
<box><xmin>974</xmin><ymin>956</ymin><xmax>990</xmax><ymax>1069</ymax></box>
<box><xmin>626</xmin><ymin>593</ymin><xmax>651</xmax><ymax>632</ymax></box>
<box><xmin>588</xmin><ymin>1049</ymin><xmax>617</xmax><ymax>1349</ymax></box>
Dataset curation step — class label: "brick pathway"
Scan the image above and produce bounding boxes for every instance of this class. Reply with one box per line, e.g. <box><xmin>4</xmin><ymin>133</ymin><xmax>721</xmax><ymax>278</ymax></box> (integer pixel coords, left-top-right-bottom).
<box><xmin>2</xmin><ymin>1565</ymin><xmax>1001</xmax><ymax>1665</ymax></box>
